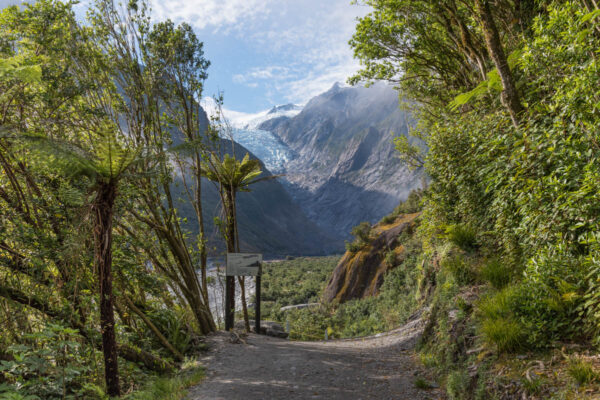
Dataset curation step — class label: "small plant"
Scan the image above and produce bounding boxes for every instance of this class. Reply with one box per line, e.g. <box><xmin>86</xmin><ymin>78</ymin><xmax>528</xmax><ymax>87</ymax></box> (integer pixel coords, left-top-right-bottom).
<box><xmin>351</xmin><ymin>221</ymin><xmax>372</xmax><ymax>244</ymax></box>
<box><xmin>567</xmin><ymin>357</ymin><xmax>598</xmax><ymax>386</ymax></box>
<box><xmin>481</xmin><ymin>316</ymin><xmax>524</xmax><ymax>353</ymax></box>
<box><xmin>521</xmin><ymin>375</ymin><xmax>546</xmax><ymax>395</ymax></box>
<box><xmin>393</xmin><ymin>189</ymin><xmax>423</xmax><ymax>214</ymax></box>
<box><xmin>414</xmin><ymin>377</ymin><xmax>434</xmax><ymax>389</ymax></box>
<box><xmin>345</xmin><ymin>240</ymin><xmax>363</xmax><ymax>253</ymax></box>
<box><xmin>446</xmin><ymin>370</ymin><xmax>469</xmax><ymax>400</ymax></box>
<box><xmin>445</xmin><ymin>224</ymin><xmax>477</xmax><ymax>251</ymax></box>
<box><xmin>442</xmin><ymin>255</ymin><xmax>477</xmax><ymax>286</ymax></box>
<box><xmin>384</xmin><ymin>250</ymin><xmax>397</xmax><ymax>267</ymax></box>
<box><xmin>380</xmin><ymin>214</ymin><xmax>396</xmax><ymax>224</ymax></box>
<box><xmin>480</xmin><ymin>258</ymin><xmax>512</xmax><ymax>289</ymax></box>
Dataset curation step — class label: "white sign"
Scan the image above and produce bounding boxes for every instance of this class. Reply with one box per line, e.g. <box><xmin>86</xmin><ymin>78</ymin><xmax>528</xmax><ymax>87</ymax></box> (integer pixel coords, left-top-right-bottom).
<box><xmin>226</xmin><ymin>253</ymin><xmax>262</xmax><ymax>276</ymax></box>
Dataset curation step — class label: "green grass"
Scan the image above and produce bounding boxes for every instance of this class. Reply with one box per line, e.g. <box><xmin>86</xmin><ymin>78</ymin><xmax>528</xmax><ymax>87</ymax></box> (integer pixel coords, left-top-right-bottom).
<box><xmin>445</xmin><ymin>224</ymin><xmax>477</xmax><ymax>251</ymax></box>
<box><xmin>567</xmin><ymin>357</ymin><xmax>598</xmax><ymax>386</ymax></box>
<box><xmin>414</xmin><ymin>377</ymin><xmax>434</xmax><ymax>389</ymax></box>
<box><xmin>442</xmin><ymin>255</ymin><xmax>477</xmax><ymax>286</ymax></box>
<box><xmin>125</xmin><ymin>362</ymin><xmax>205</xmax><ymax>400</ymax></box>
<box><xmin>480</xmin><ymin>316</ymin><xmax>524</xmax><ymax>353</ymax></box>
<box><xmin>480</xmin><ymin>258</ymin><xmax>512</xmax><ymax>289</ymax></box>
<box><xmin>446</xmin><ymin>370</ymin><xmax>469</xmax><ymax>400</ymax></box>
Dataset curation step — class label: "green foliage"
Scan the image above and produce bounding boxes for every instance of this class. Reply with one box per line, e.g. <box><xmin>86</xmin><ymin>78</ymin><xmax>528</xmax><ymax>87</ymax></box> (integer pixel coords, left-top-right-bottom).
<box><xmin>393</xmin><ymin>189</ymin><xmax>424</xmax><ymax>215</ymax></box>
<box><xmin>345</xmin><ymin>221</ymin><xmax>373</xmax><ymax>253</ymax></box>
<box><xmin>480</xmin><ymin>317</ymin><xmax>525</xmax><ymax>353</ymax></box>
<box><xmin>351</xmin><ymin>221</ymin><xmax>372</xmax><ymax>243</ymax></box>
<box><xmin>414</xmin><ymin>377</ymin><xmax>434</xmax><ymax>389</ymax></box>
<box><xmin>445</xmin><ymin>224</ymin><xmax>478</xmax><ymax>252</ymax></box>
<box><xmin>477</xmin><ymin>287</ymin><xmax>525</xmax><ymax>352</ymax></box>
<box><xmin>446</xmin><ymin>370</ymin><xmax>469</xmax><ymax>400</ymax></box>
<box><xmin>442</xmin><ymin>255</ymin><xmax>477</xmax><ymax>286</ymax></box>
<box><xmin>261</xmin><ymin>256</ymin><xmax>339</xmax><ymax>312</ymax></box>
<box><xmin>567</xmin><ymin>357</ymin><xmax>598</xmax><ymax>386</ymax></box>
<box><xmin>480</xmin><ymin>258</ymin><xmax>513</xmax><ymax>290</ymax></box>
<box><xmin>0</xmin><ymin>324</ymin><xmax>96</xmax><ymax>400</ymax></box>
<box><xmin>264</xmin><ymin>236</ymin><xmax>423</xmax><ymax>340</ymax></box>
<box><xmin>125</xmin><ymin>364</ymin><xmax>204</xmax><ymax>400</ymax></box>
<box><xmin>520</xmin><ymin>375</ymin><xmax>546</xmax><ymax>396</ymax></box>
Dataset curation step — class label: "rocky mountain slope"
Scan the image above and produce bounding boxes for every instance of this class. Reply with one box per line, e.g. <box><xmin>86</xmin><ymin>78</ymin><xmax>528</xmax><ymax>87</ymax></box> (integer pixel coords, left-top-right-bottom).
<box><xmin>173</xmin><ymin>109</ymin><xmax>339</xmax><ymax>256</ymax></box>
<box><xmin>322</xmin><ymin>213</ymin><xmax>420</xmax><ymax>303</ymax></box>
<box><xmin>259</xmin><ymin>82</ymin><xmax>423</xmax><ymax>239</ymax></box>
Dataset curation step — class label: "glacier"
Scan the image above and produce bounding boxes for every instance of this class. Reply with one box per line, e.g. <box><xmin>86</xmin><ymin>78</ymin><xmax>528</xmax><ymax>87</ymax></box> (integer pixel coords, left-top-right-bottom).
<box><xmin>230</xmin><ymin>128</ymin><xmax>295</xmax><ymax>174</ymax></box>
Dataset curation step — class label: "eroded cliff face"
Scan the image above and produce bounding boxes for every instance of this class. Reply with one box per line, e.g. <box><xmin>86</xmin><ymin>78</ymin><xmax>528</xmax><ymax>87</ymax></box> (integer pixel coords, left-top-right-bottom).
<box><xmin>259</xmin><ymin>82</ymin><xmax>423</xmax><ymax>239</ymax></box>
<box><xmin>322</xmin><ymin>213</ymin><xmax>420</xmax><ymax>303</ymax></box>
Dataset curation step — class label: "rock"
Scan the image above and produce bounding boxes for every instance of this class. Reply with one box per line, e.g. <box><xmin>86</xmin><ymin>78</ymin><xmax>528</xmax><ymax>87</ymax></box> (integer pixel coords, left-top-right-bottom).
<box><xmin>279</xmin><ymin>303</ymin><xmax>320</xmax><ymax>312</ymax></box>
<box><xmin>322</xmin><ymin>213</ymin><xmax>420</xmax><ymax>303</ymax></box>
<box><xmin>233</xmin><ymin>320</ymin><xmax>289</xmax><ymax>338</ymax></box>
<box><xmin>258</xmin><ymin>82</ymin><xmax>423</xmax><ymax>240</ymax></box>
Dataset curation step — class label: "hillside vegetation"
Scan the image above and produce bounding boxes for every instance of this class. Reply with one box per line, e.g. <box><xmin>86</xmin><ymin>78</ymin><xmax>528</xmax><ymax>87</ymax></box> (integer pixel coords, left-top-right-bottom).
<box><xmin>346</xmin><ymin>0</ymin><xmax>600</xmax><ymax>398</ymax></box>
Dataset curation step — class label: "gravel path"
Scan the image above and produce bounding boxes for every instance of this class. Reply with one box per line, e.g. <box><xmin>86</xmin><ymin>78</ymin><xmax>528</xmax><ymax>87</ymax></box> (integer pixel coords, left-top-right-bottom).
<box><xmin>188</xmin><ymin>317</ymin><xmax>443</xmax><ymax>400</ymax></box>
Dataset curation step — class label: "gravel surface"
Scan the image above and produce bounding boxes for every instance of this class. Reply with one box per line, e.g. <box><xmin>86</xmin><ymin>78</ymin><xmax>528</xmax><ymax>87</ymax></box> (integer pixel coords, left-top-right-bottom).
<box><xmin>188</xmin><ymin>317</ymin><xmax>443</xmax><ymax>400</ymax></box>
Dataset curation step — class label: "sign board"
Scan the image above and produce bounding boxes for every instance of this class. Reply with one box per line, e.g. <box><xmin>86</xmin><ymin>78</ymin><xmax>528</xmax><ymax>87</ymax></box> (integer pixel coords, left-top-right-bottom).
<box><xmin>226</xmin><ymin>253</ymin><xmax>262</xmax><ymax>276</ymax></box>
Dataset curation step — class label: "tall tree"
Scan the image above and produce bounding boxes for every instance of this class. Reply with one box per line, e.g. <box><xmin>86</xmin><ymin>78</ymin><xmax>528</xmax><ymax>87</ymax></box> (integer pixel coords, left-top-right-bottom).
<box><xmin>474</xmin><ymin>0</ymin><xmax>525</xmax><ymax>127</ymax></box>
<box><xmin>201</xmin><ymin>150</ymin><xmax>278</xmax><ymax>331</ymax></box>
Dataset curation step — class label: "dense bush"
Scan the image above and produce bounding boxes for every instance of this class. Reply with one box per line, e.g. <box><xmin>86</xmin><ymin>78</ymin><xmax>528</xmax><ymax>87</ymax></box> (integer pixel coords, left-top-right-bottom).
<box><xmin>263</xmin><ymin>235</ymin><xmax>423</xmax><ymax>340</ymax></box>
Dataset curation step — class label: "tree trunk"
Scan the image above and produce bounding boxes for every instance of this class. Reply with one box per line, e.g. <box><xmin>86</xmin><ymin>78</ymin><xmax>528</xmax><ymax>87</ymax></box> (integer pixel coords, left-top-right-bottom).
<box><xmin>475</xmin><ymin>0</ymin><xmax>525</xmax><ymax>128</ymax></box>
<box><xmin>232</xmin><ymin>191</ymin><xmax>250</xmax><ymax>332</ymax></box>
<box><xmin>224</xmin><ymin>189</ymin><xmax>236</xmax><ymax>331</ymax></box>
<box><xmin>92</xmin><ymin>180</ymin><xmax>120</xmax><ymax>397</ymax></box>
<box><xmin>195</xmin><ymin>155</ymin><xmax>209</xmax><ymax>306</ymax></box>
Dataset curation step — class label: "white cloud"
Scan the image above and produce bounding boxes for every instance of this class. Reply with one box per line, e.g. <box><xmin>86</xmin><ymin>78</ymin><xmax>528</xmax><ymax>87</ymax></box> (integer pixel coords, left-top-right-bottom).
<box><xmin>151</xmin><ymin>0</ymin><xmax>275</xmax><ymax>31</ymax></box>
<box><xmin>150</xmin><ymin>0</ymin><xmax>371</xmax><ymax>108</ymax></box>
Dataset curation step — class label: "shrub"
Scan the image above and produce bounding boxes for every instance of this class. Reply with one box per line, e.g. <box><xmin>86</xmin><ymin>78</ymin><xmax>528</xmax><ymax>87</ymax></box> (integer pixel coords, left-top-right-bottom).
<box><xmin>481</xmin><ymin>316</ymin><xmax>525</xmax><ymax>353</ymax></box>
<box><xmin>384</xmin><ymin>250</ymin><xmax>397</xmax><ymax>267</ymax></box>
<box><xmin>379</xmin><ymin>214</ymin><xmax>396</xmax><ymax>224</ymax></box>
<box><xmin>414</xmin><ymin>377</ymin><xmax>434</xmax><ymax>389</ymax></box>
<box><xmin>351</xmin><ymin>221</ymin><xmax>372</xmax><ymax>243</ymax></box>
<box><xmin>478</xmin><ymin>287</ymin><xmax>526</xmax><ymax>352</ymax></box>
<box><xmin>445</xmin><ymin>224</ymin><xmax>477</xmax><ymax>251</ymax></box>
<box><xmin>345</xmin><ymin>240</ymin><xmax>363</xmax><ymax>253</ymax></box>
<box><xmin>442</xmin><ymin>255</ymin><xmax>477</xmax><ymax>286</ymax></box>
<box><xmin>480</xmin><ymin>258</ymin><xmax>513</xmax><ymax>289</ymax></box>
<box><xmin>394</xmin><ymin>189</ymin><xmax>424</xmax><ymax>214</ymax></box>
<box><xmin>446</xmin><ymin>370</ymin><xmax>469</xmax><ymax>400</ymax></box>
<box><xmin>567</xmin><ymin>357</ymin><xmax>598</xmax><ymax>386</ymax></box>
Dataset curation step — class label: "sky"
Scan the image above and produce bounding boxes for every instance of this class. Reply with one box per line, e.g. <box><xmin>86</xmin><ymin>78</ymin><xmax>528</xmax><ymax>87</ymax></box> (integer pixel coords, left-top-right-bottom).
<box><xmin>1</xmin><ymin>0</ymin><xmax>370</xmax><ymax>113</ymax></box>
<box><xmin>147</xmin><ymin>0</ymin><xmax>371</xmax><ymax>113</ymax></box>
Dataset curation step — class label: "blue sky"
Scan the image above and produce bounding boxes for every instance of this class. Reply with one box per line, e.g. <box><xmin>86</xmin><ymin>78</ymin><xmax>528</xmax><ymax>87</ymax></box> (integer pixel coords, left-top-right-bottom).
<box><xmin>147</xmin><ymin>0</ymin><xmax>371</xmax><ymax>113</ymax></box>
<box><xmin>1</xmin><ymin>0</ymin><xmax>370</xmax><ymax>113</ymax></box>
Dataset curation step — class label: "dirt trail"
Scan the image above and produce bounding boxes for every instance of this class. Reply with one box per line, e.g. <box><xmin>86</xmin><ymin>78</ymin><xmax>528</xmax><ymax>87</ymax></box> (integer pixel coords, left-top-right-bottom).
<box><xmin>188</xmin><ymin>317</ymin><xmax>443</xmax><ymax>400</ymax></box>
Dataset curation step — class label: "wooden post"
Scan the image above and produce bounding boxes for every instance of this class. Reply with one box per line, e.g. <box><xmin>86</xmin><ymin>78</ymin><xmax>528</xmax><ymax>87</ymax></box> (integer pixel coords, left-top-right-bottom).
<box><xmin>225</xmin><ymin>276</ymin><xmax>235</xmax><ymax>331</ymax></box>
<box><xmin>255</xmin><ymin>264</ymin><xmax>261</xmax><ymax>334</ymax></box>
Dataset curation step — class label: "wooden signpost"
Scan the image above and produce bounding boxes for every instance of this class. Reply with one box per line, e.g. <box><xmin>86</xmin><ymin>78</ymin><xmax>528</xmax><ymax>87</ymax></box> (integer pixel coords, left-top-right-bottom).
<box><xmin>225</xmin><ymin>253</ymin><xmax>262</xmax><ymax>333</ymax></box>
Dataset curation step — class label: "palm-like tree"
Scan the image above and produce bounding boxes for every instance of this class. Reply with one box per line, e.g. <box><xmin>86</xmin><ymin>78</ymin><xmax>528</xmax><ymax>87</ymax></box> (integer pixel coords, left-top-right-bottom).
<box><xmin>201</xmin><ymin>152</ymin><xmax>278</xmax><ymax>331</ymax></box>
<box><xmin>30</xmin><ymin>130</ymin><xmax>142</xmax><ymax>397</ymax></box>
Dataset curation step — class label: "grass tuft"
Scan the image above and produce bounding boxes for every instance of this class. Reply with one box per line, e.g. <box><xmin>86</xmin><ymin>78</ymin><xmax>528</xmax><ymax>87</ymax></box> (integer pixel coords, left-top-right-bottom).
<box><xmin>480</xmin><ymin>258</ymin><xmax>512</xmax><ymax>289</ymax></box>
<box><xmin>125</xmin><ymin>363</ymin><xmax>204</xmax><ymax>400</ymax></box>
<box><xmin>481</xmin><ymin>316</ymin><xmax>524</xmax><ymax>353</ymax></box>
<box><xmin>445</xmin><ymin>224</ymin><xmax>477</xmax><ymax>251</ymax></box>
<box><xmin>414</xmin><ymin>377</ymin><xmax>434</xmax><ymax>389</ymax></box>
<box><xmin>567</xmin><ymin>357</ymin><xmax>598</xmax><ymax>386</ymax></box>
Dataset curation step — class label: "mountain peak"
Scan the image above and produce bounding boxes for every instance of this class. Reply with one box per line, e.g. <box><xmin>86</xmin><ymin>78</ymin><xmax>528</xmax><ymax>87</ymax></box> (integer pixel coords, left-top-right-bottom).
<box><xmin>268</xmin><ymin>104</ymin><xmax>301</xmax><ymax>115</ymax></box>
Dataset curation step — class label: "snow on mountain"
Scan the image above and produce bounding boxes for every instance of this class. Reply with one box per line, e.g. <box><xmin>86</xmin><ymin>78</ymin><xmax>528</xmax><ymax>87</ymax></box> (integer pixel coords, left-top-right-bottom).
<box><xmin>229</xmin><ymin>103</ymin><xmax>303</xmax><ymax>130</ymax></box>
<box><xmin>199</xmin><ymin>98</ymin><xmax>301</xmax><ymax>173</ymax></box>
